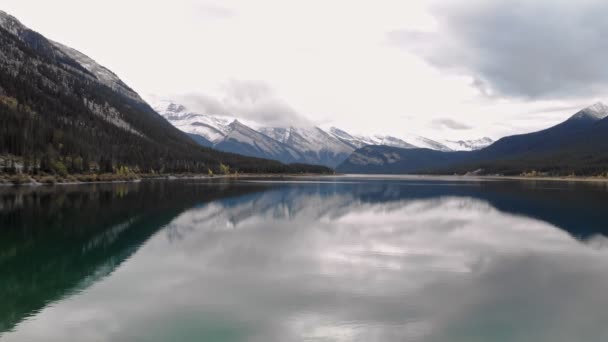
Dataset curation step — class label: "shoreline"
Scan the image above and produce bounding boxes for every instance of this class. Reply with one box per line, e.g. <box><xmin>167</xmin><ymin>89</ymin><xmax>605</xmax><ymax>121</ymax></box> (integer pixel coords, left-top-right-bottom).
<box><xmin>336</xmin><ymin>174</ymin><xmax>608</xmax><ymax>183</ymax></box>
<box><xmin>482</xmin><ymin>175</ymin><xmax>608</xmax><ymax>183</ymax></box>
<box><xmin>0</xmin><ymin>173</ymin><xmax>337</xmax><ymax>187</ymax></box>
<box><xmin>2</xmin><ymin>172</ymin><xmax>608</xmax><ymax>186</ymax></box>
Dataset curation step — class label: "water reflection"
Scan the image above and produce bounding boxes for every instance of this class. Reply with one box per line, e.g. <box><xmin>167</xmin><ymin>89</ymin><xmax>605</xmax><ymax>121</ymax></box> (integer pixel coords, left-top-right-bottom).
<box><xmin>0</xmin><ymin>180</ymin><xmax>270</xmax><ymax>335</ymax></box>
<box><xmin>1</xmin><ymin>178</ymin><xmax>608</xmax><ymax>341</ymax></box>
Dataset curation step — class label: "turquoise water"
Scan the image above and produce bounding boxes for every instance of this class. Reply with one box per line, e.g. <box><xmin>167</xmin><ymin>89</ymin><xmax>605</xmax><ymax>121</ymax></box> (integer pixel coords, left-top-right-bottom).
<box><xmin>1</xmin><ymin>177</ymin><xmax>608</xmax><ymax>341</ymax></box>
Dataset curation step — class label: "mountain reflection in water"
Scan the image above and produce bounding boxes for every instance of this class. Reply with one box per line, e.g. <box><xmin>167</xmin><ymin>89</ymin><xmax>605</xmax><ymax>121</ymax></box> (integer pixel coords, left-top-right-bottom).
<box><xmin>1</xmin><ymin>177</ymin><xmax>608</xmax><ymax>342</ymax></box>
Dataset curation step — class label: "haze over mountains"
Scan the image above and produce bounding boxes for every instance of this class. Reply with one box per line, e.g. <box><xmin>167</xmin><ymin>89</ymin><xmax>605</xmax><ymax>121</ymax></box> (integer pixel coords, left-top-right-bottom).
<box><xmin>338</xmin><ymin>103</ymin><xmax>608</xmax><ymax>175</ymax></box>
<box><xmin>154</xmin><ymin>100</ymin><xmax>493</xmax><ymax>168</ymax></box>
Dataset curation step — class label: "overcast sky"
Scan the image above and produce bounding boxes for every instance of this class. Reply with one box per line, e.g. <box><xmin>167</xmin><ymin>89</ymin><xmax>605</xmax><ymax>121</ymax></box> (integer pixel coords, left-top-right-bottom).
<box><xmin>3</xmin><ymin>0</ymin><xmax>607</xmax><ymax>140</ymax></box>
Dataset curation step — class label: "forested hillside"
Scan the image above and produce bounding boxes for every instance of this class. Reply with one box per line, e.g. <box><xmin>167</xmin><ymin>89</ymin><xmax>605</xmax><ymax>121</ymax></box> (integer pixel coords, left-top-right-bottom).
<box><xmin>0</xmin><ymin>12</ymin><xmax>331</xmax><ymax>176</ymax></box>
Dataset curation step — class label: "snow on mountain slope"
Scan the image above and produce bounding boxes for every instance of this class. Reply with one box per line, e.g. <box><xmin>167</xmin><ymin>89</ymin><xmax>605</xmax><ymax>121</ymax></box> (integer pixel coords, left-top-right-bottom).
<box><xmin>323</xmin><ymin>127</ymin><xmax>370</xmax><ymax>149</ymax></box>
<box><xmin>51</xmin><ymin>41</ymin><xmax>143</xmax><ymax>103</ymax></box>
<box><xmin>570</xmin><ymin>102</ymin><xmax>608</xmax><ymax>121</ymax></box>
<box><xmin>260</xmin><ymin>126</ymin><xmax>355</xmax><ymax>167</ymax></box>
<box><xmin>291</xmin><ymin>127</ymin><xmax>352</xmax><ymax>154</ymax></box>
<box><xmin>400</xmin><ymin>133</ymin><xmax>452</xmax><ymax>151</ymax></box>
<box><xmin>0</xmin><ymin>10</ymin><xmax>25</xmax><ymax>36</ymax></box>
<box><xmin>360</xmin><ymin>135</ymin><xmax>418</xmax><ymax>150</ymax></box>
<box><xmin>259</xmin><ymin>127</ymin><xmax>291</xmax><ymax>143</ymax></box>
<box><xmin>155</xmin><ymin>100</ymin><xmax>487</xmax><ymax>167</ymax></box>
<box><xmin>0</xmin><ymin>10</ymin><xmax>158</xmax><ymax>137</ymax></box>
<box><xmin>215</xmin><ymin>121</ymin><xmax>302</xmax><ymax>163</ymax></box>
<box><xmin>0</xmin><ymin>11</ymin><xmax>144</xmax><ymax>104</ymax></box>
<box><xmin>153</xmin><ymin>100</ymin><xmax>233</xmax><ymax>142</ymax></box>
<box><xmin>155</xmin><ymin>101</ymin><xmax>306</xmax><ymax>163</ymax></box>
<box><xmin>324</xmin><ymin>127</ymin><xmax>449</xmax><ymax>151</ymax></box>
<box><xmin>442</xmin><ymin>137</ymin><xmax>494</xmax><ymax>151</ymax></box>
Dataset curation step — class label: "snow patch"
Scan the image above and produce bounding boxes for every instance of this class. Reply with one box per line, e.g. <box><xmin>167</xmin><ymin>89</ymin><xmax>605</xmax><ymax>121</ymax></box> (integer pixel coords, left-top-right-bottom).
<box><xmin>84</xmin><ymin>99</ymin><xmax>144</xmax><ymax>137</ymax></box>
<box><xmin>442</xmin><ymin>137</ymin><xmax>494</xmax><ymax>151</ymax></box>
<box><xmin>51</xmin><ymin>41</ymin><xmax>143</xmax><ymax>103</ymax></box>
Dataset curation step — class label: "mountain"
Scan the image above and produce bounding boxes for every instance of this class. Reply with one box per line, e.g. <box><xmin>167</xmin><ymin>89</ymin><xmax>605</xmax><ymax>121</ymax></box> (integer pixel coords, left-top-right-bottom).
<box><xmin>154</xmin><ymin>101</ymin><xmax>305</xmax><ymax>165</ymax></box>
<box><xmin>154</xmin><ymin>100</ymin><xmax>233</xmax><ymax>142</ymax></box>
<box><xmin>155</xmin><ymin>101</ymin><xmax>353</xmax><ymax>167</ymax></box>
<box><xmin>214</xmin><ymin>121</ymin><xmax>302</xmax><ymax>163</ymax></box>
<box><xmin>260</xmin><ymin>126</ymin><xmax>353</xmax><ymax>168</ymax></box>
<box><xmin>0</xmin><ymin>11</ymin><xmax>330</xmax><ymax>175</ymax></box>
<box><xmin>399</xmin><ymin>133</ymin><xmax>453</xmax><ymax>151</ymax></box>
<box><xmin>441</xmin><ymin>137</ymin><xmax>493</xmax><ymax>151</ymax></box>
<box><xmin>323</xmin><ymin>127</ymin><xmax>453</xmax><ymax>151</ymax></box>
<box><xmin>337</xmin><ymin>145</ymin><xmax>468</xmax><ymax>174</ymax></box>
<box><xmin>324</xmin><ymin>127</ymin><xmax>416</xmax><ymax>149</ymax></box>
<box><xmin>450</xmin><ymin>104</ymin><xmax>608</xmax><ymax>175</ymax></box>
<box><xmin>475</xmin><ymin>102</ymin><xmax>608</xmax><ymax>159</ymax></box>
<box><xmin>156</xmin><ymin>100</ymin><xmax>475</xmax><ymax>167</ymax></box>
<box><xmin>337</xmin><ymin>103</ymin><xmax>608</xmax><ymax>176</ymax></box>
<box><xmin>186</xmin><ymin>133</ymin><xmax>213</xmax><ymax>148</ymax></box>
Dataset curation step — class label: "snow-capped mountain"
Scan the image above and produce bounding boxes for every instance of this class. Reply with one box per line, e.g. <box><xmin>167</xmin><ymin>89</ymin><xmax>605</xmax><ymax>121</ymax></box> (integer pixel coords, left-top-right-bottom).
<box><xmin>322</xmin><ymin>127</ymin><xmax>370</xmax><ymax>149</ymax></box>
<box><xmin>154</xmin><ymin>100</ymin><xmax>354</xmax><ymax>167</ymax></box>
<box><xmin>154</xmin><ymin>100</ymin><xmax>233</xmax><ymax>142</ymax></box>
<box><xmin>0</xmin><ymin>10</ymin><xmax>303</xmax><ymax>175</ymax></box>
<box><xmin>260</xmin><ymin>127</ymin><xmax>354</xmax><ymax>168</ymax></box>
<box><xmin>441</xmin><ymin>137</ymin><xmax>494</xmax><ymax>151</ymax></box>
<box><xmin>215</xmin><ymin>121</ymin><xmax>302</xmax><ymax>163</ymax></box>
<box><xmin>337</xmin><ymin>102</ymin><xmax>608</xmax><ymax>175</ymax></box>
<box><xmin>154</xmin><ymin>101</ymin><xmax>347</xmax><ymax>166</ymax></box>
<box><xmin>52</xmin><ymin>41</ymin><xmax>143</xmax><ymax>103</ymax></box>
<box><xmin>401</xmin><ymin>133</ymin><xmax>453</xmax><ymax>152</ymax></box>
<box><xmin>324</xmin><ymin>127</ymin><xmax>452</xmax><ymax>151</ymax></box>
<box><xmin>324</xmin><ymin>127</ymin><xmax>416</xmax><ymax>150</ymax></box>
<box><xmin>0</xmin><ymin>11</ymin><xmax>144</xmax><ymax>104</ymax></box>
<box><xmin>154</xmin><ymin>100</ymin><xmax>490</xmax><ymax>168</ymax></box>
<box><xmin>570</xmin><ymin>102</ymin><xmax>608</xmax><ymax>121</ymax></box>
<box><xmin>370</xmin><ymin>135</ymin><xmax>418</xmax><ymax>149</ymax></box>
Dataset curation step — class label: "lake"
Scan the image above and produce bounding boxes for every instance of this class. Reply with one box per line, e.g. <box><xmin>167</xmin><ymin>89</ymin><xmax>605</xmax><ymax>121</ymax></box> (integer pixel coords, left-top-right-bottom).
<box><xmin>1</xmin><ymin>176</ymin><xmax>608</xmax><ymax>341</ymax></box>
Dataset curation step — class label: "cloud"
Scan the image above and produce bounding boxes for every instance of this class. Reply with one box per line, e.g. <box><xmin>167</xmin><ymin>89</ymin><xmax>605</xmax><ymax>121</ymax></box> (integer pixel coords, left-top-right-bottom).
<box><xmin>179</xmin><ymin>93</ymin><xmax>230</xmax><ymax>116</ymax></box>
<box><xmin>195</xmin><ymin>3</ymin><xmax>235</xmax><ymax>18</ymax></box>
<box><xmin>178</xmin><ymin>80</ymin><xmax>312</xmax><ymax>127</ymax></box>
<box><xmin>430</xmin><ymin>118</ymin><xmax>472</xmax><ymax>130</ymax></box>
<box><xmin>389</xmin><ymin>0</ymin><xmax>608</xmax><ymax>99</ymax></box>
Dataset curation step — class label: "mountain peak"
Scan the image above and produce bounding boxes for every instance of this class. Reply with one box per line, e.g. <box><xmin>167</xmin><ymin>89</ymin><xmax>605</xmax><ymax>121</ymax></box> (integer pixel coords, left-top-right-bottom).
<box><xmin>585</xmin><ymin>101</ymin><xmax>608</xmax><ymax>115</ymax></box>
<box><xmin>441</xmin><ymin>137</ymin><xmax>494</xmax><ymax>151</ymax></box>
<box><xmin>0</xmin><ymin>10</ymin><xmax>27</xmax><ymax>36</ymax></box>
<box><xmin>571</xmin><ymin>102</ymin><xmax>608</xmax><ymax>121</ymax></box>
<box><xmin>0</xmin><ymin>10</ymin><xmax>12</xmax><ymax>20</ymax></box>
<box><xmin>229</xmin><ymin>119</ymin><xmax>247</xmax><ymax>129</ymax></box>
<box><xmin>0</xmin><ymin>10</ymin><xmax>143</xmax><ymax>103</ymax></box>
<box><xmin>0</xmin><ymin>10</ymin><xmax>18</xmax><ymax>22</ymax></box>
<box><xmin>154</xmin><ymin>100</ymin><xmax>187</xmax><ymax>115</ymax></box>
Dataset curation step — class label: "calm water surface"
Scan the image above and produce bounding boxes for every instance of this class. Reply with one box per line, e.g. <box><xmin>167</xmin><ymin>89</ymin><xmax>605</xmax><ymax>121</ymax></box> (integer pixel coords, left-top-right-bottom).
<box><xmin>2</xmin><ymin>176</ymin><xmax>608</xmax><ymax>341</ymax></box>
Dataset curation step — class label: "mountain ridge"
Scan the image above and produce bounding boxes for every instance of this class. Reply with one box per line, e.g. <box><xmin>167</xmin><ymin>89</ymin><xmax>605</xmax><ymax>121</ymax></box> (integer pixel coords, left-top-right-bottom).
<box><xmin>337</xmin><ymin>102</ymin><xmax>608</xmax><ymax>176</ymax></box>
<box><xmin>154</xmin><ymin>100</ymin><xmax>491</xmax><ymax>167</ymax></box>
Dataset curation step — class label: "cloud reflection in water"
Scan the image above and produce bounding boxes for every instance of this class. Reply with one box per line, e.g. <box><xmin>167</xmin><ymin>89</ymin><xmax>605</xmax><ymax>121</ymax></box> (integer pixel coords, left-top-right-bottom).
<box><xmin>4</xmin><ymin>184</ymin><xmax>608</xmax><ymax>342</ymax></box>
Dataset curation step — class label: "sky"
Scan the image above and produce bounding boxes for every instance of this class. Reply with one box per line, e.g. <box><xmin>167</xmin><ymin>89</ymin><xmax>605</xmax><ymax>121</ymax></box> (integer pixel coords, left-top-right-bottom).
<box><xmin>3</xmin><ymin>0</ymin><xmax>608</xmax><ymax>140</ymax></box>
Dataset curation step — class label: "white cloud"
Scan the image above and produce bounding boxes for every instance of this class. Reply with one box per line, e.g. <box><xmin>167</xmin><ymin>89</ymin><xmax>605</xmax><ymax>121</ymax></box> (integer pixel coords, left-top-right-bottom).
<box><xmin>391</xmin><ymin>0</ymin><xmax>608</xmax><ymax>99</ymax></box>
<box><xmin>176</xmin><ymin>80</ymin><xmax>312</xmax><ymax>127</ymax></box>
